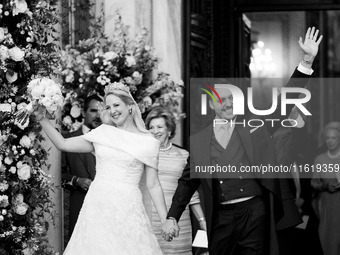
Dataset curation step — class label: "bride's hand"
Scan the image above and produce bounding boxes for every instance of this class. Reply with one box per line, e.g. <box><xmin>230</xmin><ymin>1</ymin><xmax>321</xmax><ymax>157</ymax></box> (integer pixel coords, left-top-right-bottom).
<box><xmin>31</xmin><ymin>103</ymin><xmax>47</xmax><ymax>121</ymax></box>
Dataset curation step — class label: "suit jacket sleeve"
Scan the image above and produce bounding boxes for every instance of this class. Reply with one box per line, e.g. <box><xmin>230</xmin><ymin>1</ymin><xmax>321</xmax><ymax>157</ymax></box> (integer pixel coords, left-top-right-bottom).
<box><xmin>266</xmin><ymin>67</ymin><xmax>311</xmax><ymax>135</ymax></box>
<box><xmin>61</xmin><ymin>151</ymin><xmax>73</xmax><ymax>182</ymax></box>
<box><xmin>167</xmin><ymin>156</ymin><xmax>201</xmax><ymax>221</ymax></box>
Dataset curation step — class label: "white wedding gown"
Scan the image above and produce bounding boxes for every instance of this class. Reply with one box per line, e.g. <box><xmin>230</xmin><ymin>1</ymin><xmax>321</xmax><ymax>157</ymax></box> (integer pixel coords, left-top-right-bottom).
<box><xmin>63</xmin><ymin>124</ymin><xmax>163</xmax><ymax>255</ymax></box>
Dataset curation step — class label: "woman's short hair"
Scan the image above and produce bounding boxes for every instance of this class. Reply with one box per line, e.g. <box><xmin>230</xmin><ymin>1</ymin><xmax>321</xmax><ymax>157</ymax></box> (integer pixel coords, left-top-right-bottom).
<box><xmin>322</xmin><ymin>121</ymin><xmax>340</xmax><ymax>142</ymax></box>
<box><xmin>145</xmin><ymin>107</ymin><xmax>176</xmax><ymax>139</ymax></box>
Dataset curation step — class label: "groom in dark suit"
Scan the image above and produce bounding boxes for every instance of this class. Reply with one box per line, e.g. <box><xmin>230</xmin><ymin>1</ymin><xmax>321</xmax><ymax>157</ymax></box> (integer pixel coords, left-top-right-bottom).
<box><xmin>62</xmin><ymin>94</ymin><xmax>102</xmax><ymax>238</ymax></box>
<box><xmin>162</xmin><ymin>27</ymin><xmax>322</xmax><ymax>255</ymax></box>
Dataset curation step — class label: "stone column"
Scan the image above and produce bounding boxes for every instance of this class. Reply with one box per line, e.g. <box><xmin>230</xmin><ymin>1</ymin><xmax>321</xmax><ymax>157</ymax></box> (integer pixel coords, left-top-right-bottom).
<box><xmin>151</xmin><ymin>0</ymin><xmax>183</xmax><ymax>145</ymax></box>
<box><xmin>45</xmin><ymin>1</ymin><xmax>63</xmax><ymax>252</ymax></box>
<box><xmin>103</xmin><ymin>0</ymin><xmax>152</xmax><ymax>38</ymax></box>
<box><xmin>44</xmin><ymin>119</ymin><xmax>62</xmax><ymax>253</ymax></box>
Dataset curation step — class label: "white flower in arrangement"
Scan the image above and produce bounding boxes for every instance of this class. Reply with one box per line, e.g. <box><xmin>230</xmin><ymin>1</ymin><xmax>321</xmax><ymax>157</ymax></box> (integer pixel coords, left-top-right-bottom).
<box><xmin>0</xmin><ymin>45</ymin><xmax>9</xmax><ymax>60</ymax></box>
<box><xmin>12</xmin><ymin>0</ymin><xmax>28</xmax><ymax>16</ymax></box>
<box><xmin>132</xmin><ymin>71</ymin><xmax>143</xmax><ymax>85</ymax></box>
<box><xmin>28</xmin><ymin>132</ymin><xmax>36</xmax><ymax>141</ymax></box>
<box><xmin>40</xmin><ymin>96</ymin><xmax>53</xmax><ymax>109</ymax></box>
<box><xmin>0</xmin><ymin>215</ymin><xmax>4</xmax><ymax>221</ymax></box>
<box><xmin>62</xmin><ymin>115</ymin><xmax>72</xmax><ymax>126</ymax></box>
<box><xmin>9</xmin><ymin>166</ymin><xmax>16</xmax><ymax>174</ymax></box>
<box><xmin>14</xmin><ymin>202</ymin><xmax>29</xmax><ymax>215</ymax></box>
<box><xmin>34</xmin><ymin>223</ymin><xmax>45</xmax><ymax>235</ymax></box>
<box><xmin>14</xmin><ymin>77</ymin><xmax>64</xmax><ymax>129</ymax></box>
<box><xmin>103</xmin><ymin>51</ymin><xmax>118</xmax><ymax>60</ymax></box>
<box><xmin>18</xmin><ymin>226</ymin><xmax>26</xmax><ymax>234</ymax></box>
<box><xmin>0</xmin><ymin>195</ymin><xmax>9</xmax><ymax>207</ymax></box>
<box><xmin>143</xmin><ymin>96</ymin><xmax>152</xmax><ymax>108</ymax></box>
<box><xmin>6</xmin><ymin>71</ymin><xmax>18</xmax><ymax>83</ymax></box>
<box><xmin>4</xmin><ymin>157</ymin><xmax>13</xmax><ymax>165</ymax></box>
<box><xmin>70</xmin><ymin>103</ymin><xmax>81</xmax><ymax>118</ymax></box>
<box><xmin>0</xmin><ymin>103</ymin><xmax>11</xmax><ymax>112</ymax></box>
<box><xmin>0</xmin><ymin>27</ymin><xmax>5</xmax><ymax>42</ymax></box>
<box><xmin>93</xmin><ymin>58</ymin><xmax>99</xmax><ymax>64</ymax></box>
<box><xmin>8</xmin><ymin>46</ymin><xmax>25</xmax><ymax>61</ymax></box>
<box><xmin>19</xmin><ymin>135</ymin><xmax>31</xmax><ymax>148</ymax></box>
<box><xmin>22</xmin><ymin>246</ymin><xmax>33</xmax><ymax>255</ymax></box>
<box><xmin>28</xmin><ymin>82</ymin><xmax>46</xmax><ymax>100</ymax></box>
<box><xmin>17</xmin><ymin>164</ymin><xmax>31</xmax><ymax>180</ymax></box>
<box><xmin>124</xmin><ymin>76</ymin><xmax>133</xmax><ymax>85</ymax></box>
<box><xmin>125</xmin><ymin>54</ymin><xmax>136</xmax><ymax>67</ymax></box>
<box><xmin>0</xmin><ymin>181</ymin><xmax>9</xmax><ymax>192</ymax></box>
<box><xmin>17</xmin><ymin>102</ymin><xmax>27</xmax><ymax>111</ymax></box>
<box><xmin>65</xmin><ymin>71</ymin><xmax>74</xmax><ymax>83</ymax></box>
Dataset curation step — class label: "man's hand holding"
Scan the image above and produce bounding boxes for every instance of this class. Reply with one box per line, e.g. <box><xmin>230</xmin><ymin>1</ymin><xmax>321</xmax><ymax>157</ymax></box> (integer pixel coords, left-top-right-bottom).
<box><xmin>161</xmin><ymin>218</ymin><xmax>179</xmax><ymax>241</ymax></box>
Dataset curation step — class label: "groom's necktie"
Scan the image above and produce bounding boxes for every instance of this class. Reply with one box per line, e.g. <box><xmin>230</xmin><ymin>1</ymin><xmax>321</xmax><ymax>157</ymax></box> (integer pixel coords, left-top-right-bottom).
<box><xmin>214</xmin><ymin>123</ymin><xmax>232</xmax><ymax>149</ymax></box>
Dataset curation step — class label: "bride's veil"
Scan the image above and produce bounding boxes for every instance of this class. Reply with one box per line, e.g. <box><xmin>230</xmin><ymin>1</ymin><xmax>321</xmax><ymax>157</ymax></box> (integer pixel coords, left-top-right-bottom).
<box><xmin>129</xmin><ymin>92</ymin><xmax>154</xmax><ymax>223</ymax></box>
<box><xmin>102</xmin><ymin>83</ymin><xmax>155</xmax><ymax>223</ymax></box>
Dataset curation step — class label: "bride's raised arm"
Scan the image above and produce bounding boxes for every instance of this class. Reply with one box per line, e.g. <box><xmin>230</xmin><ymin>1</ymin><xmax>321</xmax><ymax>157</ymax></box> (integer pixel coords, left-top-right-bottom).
<box><xmin>38</xmin><ymin>116</ymin><xmax>94</xmax><ymax>153</ymax></box>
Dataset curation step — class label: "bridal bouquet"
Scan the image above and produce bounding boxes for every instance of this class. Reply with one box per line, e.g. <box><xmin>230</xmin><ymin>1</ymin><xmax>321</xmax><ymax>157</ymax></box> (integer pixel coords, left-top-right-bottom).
<box><xmin>14</xmin><ymin>77</ymin><xmax>64</xmax><ymax>129</ymax></box>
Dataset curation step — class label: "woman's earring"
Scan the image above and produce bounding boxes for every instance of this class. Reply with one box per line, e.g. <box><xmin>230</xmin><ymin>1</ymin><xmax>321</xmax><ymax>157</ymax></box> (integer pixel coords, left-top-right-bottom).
<box><xmin>168</xmin><ymin>133</ymin><xmax>171</xmax><ymax>137</ymax></box>
<box><xmin>129</xmin><ymin>108</ymin><xmax>132</xmax><ymax>114</ymax></box>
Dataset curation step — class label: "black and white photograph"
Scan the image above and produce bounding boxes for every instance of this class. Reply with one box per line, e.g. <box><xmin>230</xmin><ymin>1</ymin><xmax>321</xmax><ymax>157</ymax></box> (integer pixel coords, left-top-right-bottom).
<box><xmin>0</xmin><ymin>0</ymin><xmax>340</xmax><ymax>255</ymax></box>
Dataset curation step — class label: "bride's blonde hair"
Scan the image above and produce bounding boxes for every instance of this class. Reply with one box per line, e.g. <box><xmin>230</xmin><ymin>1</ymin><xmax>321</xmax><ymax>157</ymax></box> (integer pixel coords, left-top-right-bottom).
<box><xmin>100</xmin><ymin>82</ymin><xmax>148</xmax><ymax>133</ymax></box>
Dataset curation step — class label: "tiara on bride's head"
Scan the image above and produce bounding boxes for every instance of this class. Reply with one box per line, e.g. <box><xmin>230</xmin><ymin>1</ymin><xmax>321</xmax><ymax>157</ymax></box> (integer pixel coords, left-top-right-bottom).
<box><xmin>104</xmin><ymin>82</ymin><xmax>130</xmax><ymax>95</ymax></box>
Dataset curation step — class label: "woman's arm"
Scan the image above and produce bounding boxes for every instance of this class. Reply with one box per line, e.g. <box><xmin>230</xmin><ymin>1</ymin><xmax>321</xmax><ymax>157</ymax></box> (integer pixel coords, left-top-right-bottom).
<box><xmin>145</xmin><ymin>165</ymin><xmax>167</xmax><ymax>222</ymax></box>
<box><xmin>39</xmin><ymin>117</ymin><xmax>94</xmax><ymax>153</ymax></box>
<box><xmin>190</xmin><ymin>203</ymin><xmax>207</xmax><ymax>231</ymax></box>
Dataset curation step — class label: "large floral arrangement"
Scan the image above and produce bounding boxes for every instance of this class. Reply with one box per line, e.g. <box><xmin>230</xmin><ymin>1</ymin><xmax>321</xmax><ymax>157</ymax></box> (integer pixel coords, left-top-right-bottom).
<box><xmin>0</xmin><ymin>0</ymin><xmax>60</xmax><ymax>254</ymax></box>
<box><xmin>59</xmin><ymin>13</ymin><xmax>184</xmax><ymax>132</ymax></box>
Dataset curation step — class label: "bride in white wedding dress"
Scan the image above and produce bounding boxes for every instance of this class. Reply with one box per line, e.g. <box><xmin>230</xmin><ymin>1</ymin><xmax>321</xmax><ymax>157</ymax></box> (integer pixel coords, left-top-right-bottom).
<box><xmin>35</xmin><ymin>82</ymin><xmax>168</xmax><ymax>254</ymax></box>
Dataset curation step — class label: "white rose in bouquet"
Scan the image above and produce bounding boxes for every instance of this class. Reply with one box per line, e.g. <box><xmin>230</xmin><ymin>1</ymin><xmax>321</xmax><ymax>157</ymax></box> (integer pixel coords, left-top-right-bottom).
<box><xmin>0</xmin><ymin>182</ymin><xmax>9</xmax><ymax>192</ymax></box>
<box><xmin>19</xmin><ymin>135</ymin><xmax>31</xmax><ymax>148</ymax></box>
<box><xmin>9</xmin><ymin>167</ymin><xmax>16</xmax><ymax>174</ymax></box>
<box><xmin>0</xmin><ymin>27</ymin><xmax>5</xmax><ymax>42</ymax></box>
<box><xmin>0</xmin><ymin>195</ymin><xmax>9</xmax><ymax>208</ymax></box>
<box><xmin>6</xmin><ymin>71</ymin><xmax>18</xmax><ymax>83</ymax></box>
<box><xmin>0</xmin><ymin>103</ymin><xmax>11</xmax><ymax>112</ymax></box>
<box><xmin>125</xmin><ymin>55</ymin><xmax>136</xmax><ymax>67</ymax></box>
<box><xmin>103</xmin><ymin>51</ymin><xmax>118</xmax><ymax>60</ymax></box>
<box><xmin>70</xmin><ymin>103</ymin><xmax>81</xmax><ymax>118</ymax></box>
<box><xmin>0</xmin><ymin>45</ymin><xmax>9</xmax><ymax>60</ymax></box>
<box><xmin>12</xmin><ymin>0</ymin><xmax>28</xmax><ymax>16</ymax></box>
<box><xmin>132</xmin><ymin>71</ymin><xmax>143</xmax><ymax>85</ymax></box>
<box><xmin>14</xmin><ymin>77</ymin><xmax>64</xmax><ymax>129</ymax></box>
<box><xmin>17</xmin><ymin>164</ymin><xmax>31</xmax><ymax>180</ymax></box>
<box><xmin>15</xmin><ymin>202</ymin><xmax>29</xmax><ymax>215</ymax></box>
<box><xmin>29</xmin><ymin>83</ymin><xmax>46</xmax><ymax>100</ymax></box>
<box><xmin>40</xmin><ymin>97</ymin><xmax>53</xmax><ymax>108</ymax></box>
<box><xmin>8</xmin><ymin>46</ymin><xmax>25</xmax><ymax>61</ymax></box>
